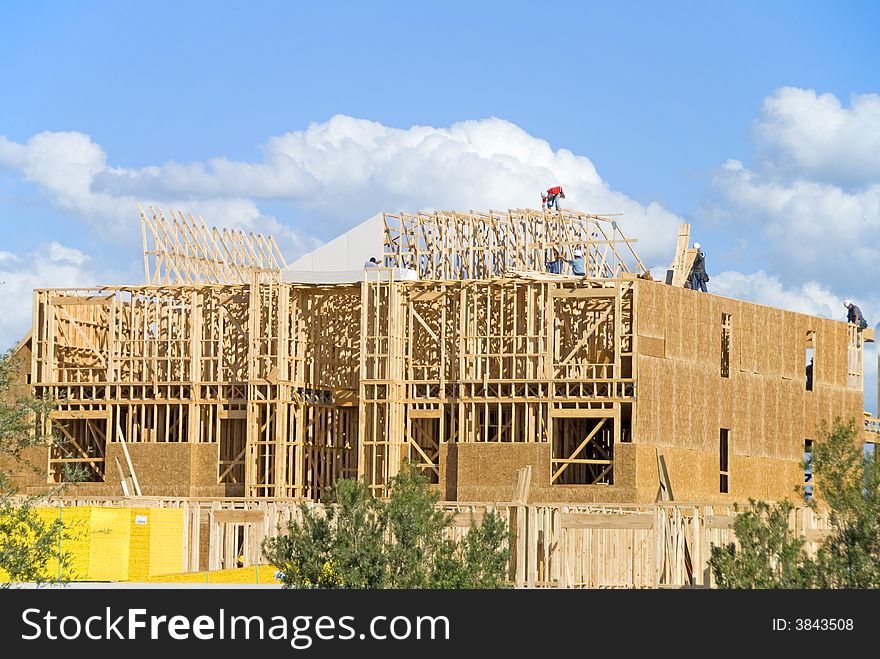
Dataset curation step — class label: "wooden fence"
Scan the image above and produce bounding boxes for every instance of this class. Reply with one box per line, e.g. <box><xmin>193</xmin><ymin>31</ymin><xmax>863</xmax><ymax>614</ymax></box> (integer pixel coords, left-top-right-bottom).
<box><xmin>36</xmin><ymin>496</ymin><xmax>832</xmax><ymax>588</ymax></box>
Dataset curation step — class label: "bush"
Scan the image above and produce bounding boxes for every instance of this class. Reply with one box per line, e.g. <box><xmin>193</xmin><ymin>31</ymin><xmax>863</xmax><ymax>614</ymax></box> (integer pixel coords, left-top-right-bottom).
<box><xmin>0</xmin><ymin>349</ymin><xmax>72</xmax><ymax>586</ymax></box>
<box><xmin>709</xmin><ymin>418</ymin><xmax>880</xmax><ymax>588</ymax></box>
<box><xmin>263</xmin><ymin>464</ymin><xmax>510</xmax><ymax>589</ymax></box>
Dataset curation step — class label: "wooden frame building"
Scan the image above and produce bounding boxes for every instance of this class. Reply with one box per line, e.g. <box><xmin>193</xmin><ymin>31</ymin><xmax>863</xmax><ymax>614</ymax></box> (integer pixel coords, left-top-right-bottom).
<box><xmin>9</xmin><ymin>207</ymin><xmax>869</xmax><ymax>504</ymax></box>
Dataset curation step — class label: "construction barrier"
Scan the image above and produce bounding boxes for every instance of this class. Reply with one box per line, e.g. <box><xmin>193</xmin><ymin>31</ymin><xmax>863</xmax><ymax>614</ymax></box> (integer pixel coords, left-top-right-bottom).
<box><xmin>127</xmin><ymin>508</ymin><xmax>185</xmax><ymax>581</ymax></box>
<box><xmin>28</xmin><ymin>506</ymin><xmax>184</xmax><ymax>581</ymax></box>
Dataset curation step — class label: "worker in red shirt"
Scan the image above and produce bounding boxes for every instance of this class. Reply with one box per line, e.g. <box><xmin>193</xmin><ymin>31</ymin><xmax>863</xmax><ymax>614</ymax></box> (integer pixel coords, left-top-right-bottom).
<box><xmin>541</xmin><ymin>186</ymin><xmax>565</xmax><ymax>211</ymax></box>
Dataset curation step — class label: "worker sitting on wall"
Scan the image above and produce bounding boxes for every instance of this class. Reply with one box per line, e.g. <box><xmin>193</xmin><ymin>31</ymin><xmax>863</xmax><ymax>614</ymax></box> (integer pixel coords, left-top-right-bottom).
<box><xmin>844</xmin><ymin>299</ymin><xmax>868</xmax><ymax>346</ymax></box>
<box><xmin>844</xmin><ymin>299</ymin><xmax>868</xmax><ymax>329</ymax></box>
<box><xmin>364</xmin><ymin>257</ymin><xmax>380</xmax><ymax>268</ymax></box>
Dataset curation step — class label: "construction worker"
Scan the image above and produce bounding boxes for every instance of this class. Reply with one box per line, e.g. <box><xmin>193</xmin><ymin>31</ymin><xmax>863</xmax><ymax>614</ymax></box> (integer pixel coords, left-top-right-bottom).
<box><xmin>844</xmin><ymin>300</ymin><xmax>868</xmax><ymax>328</ymax></box>
<box><xmin>688</xmin><ymin>242</ymin><xmax>709</xmax><ymax>292</ymax></box>
<box><xmin>364</xmin><ymin>257</ymin><xmax>380</xmax><ymax>268</ymax></box>
<box><xmin>568</xmin><ymin>248</ymin><xmax>586</xmax><ymax>276</ymax></box>
<box><xmin>542</xmin><ymin>186</ymin><xmax>565</xmax><ymax>211</ymax></box>
<box><xmin>546</xmin><ymin>247</ymin><xmax>563</xmax><ymax>274</ymax></box>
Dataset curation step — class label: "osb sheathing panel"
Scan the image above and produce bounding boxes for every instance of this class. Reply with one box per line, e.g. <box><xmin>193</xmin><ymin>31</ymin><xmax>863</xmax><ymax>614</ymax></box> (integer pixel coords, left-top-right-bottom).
<box><xmin>189</xmin><ymin>443</ymin><xmax>219</xmax><ymax>487</ymax></box>
<box><xmin>636</xmin><ymin>282</ymin><xmax>662</xmax><ymax>338</ymax></box>
<box><xmin>632</xmin><ymin>443</ymin><xmax>801</xmax><ymax>504</ymax></box>
<box><xmin>783</xmin><ymin>316</ymin><xmax>799</xmax><ymax>379</ymax></box>
<box><xmin>632</xmin><ymin>281</ymin><xmax>864</xmax><ymax>503</ymax></box>
<box><xmin>125</xmin><ymin>444</ymin><xmax>195</xmax><ymax>497</ymax></box>
<box><xmin>0</xmin><ymin>446</ymin><xmax>49</xmax><ymax>492</ymax></box>
<box><xmin>447</xmin><ymin>441</ymin><xmax>637</xmax><ymax>504</ymax></box>
<box><xmin>635</xmin><ymin>357</ymin><xmax>653</xmax><ymax>439</ymax></box>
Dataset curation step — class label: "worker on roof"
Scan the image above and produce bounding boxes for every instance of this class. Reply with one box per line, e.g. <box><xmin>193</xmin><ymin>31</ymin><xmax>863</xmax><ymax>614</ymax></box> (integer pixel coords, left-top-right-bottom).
<box><xmin>541</xmin><ymin>186</ymin><xmax>565</xmax><ymax>211</ymax></box>
<box><xmin>844</xmin><ymin>299</ymin><xmax>868</xmax><ymax>347</ymax></box>
<box><xmin>844</xmin><ymin>300</ymin><xmax>868</xmax><ymax>329</ymax></box>
<box><xmin>364</xmin><ymin>257</ymin><xmax>380</xmax><ymax>268</ymax></box>
<box><xmin>688</xmin><ymin>242</ymin><xmax>709</xmax><ymax>293</ymax></box>
<box><xmin>568</xmin><ymin>248</ymin><xmax>586</xmax><ymax>276</ymax></box>
<box><xmin>546</xmin><ymin>247</ymin><xmax>563</xmax><ymax>274</ymax></box>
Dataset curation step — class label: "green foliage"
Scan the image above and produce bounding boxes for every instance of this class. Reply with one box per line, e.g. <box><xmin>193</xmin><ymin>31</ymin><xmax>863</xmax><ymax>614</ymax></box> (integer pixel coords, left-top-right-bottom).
<box><xmin>709</xmin><ymin>417</ymin><xmax>880</xmax><ymax>589</ymax></box>
<box><xmin>0</xmin><ymin>349</ymin><xmax>72</xmax><ymax>586</ymax></box>
<box><xmin>0</xmin><ymin>350</ymin><xmax>49</xmax><ymax>493</ymax></box>
<box><xmin>709</xmin><ymin>499</ymin><xmax>816</xmax><ymax>588</ymax></box>
<box><xmin>263</xmin><ymin>464</ymin><xmax>511</xmax><ymax>589</ymax></box>
<box><xmin>811</xmin><ymin>418</ymin><xmax>880</xmax><ymax>588</ymax></box>
<box><xmin>0</xmin><ymin>499</ymin><xmax>69</xmax><ymax>585</ymax></box>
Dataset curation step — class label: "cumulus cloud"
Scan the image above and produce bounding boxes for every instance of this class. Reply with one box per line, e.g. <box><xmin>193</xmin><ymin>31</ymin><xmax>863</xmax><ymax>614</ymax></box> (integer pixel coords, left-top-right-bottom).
<box><xmin>0</xmin><ymin>116</ymin><xmax>690</xmax><ymax>352</ymax></box>
<box><xmin>1</xmin><ymin>116</ymin><xmax>684</xmax><ymax>264</ymax></box>
<box><xmin>711</xmin><ymin>267</ymin><xmax>878</xmax><ymax>337</ymax></box>
<box><xmin>713</xmin><ymin>87</ymin><xmax>880</xmax><ymax>298</ymax></box>
<box><xmin>754</xmin><ymin>87</ymin><xmax>880</xmax><ymax>186</ymax></box>
<box><xmin>0</xmin><ymin>132</ymin><xmax>315</xmax><ymax>259</ymax></box>
<box><xmin>711</xmin><ymin>269</ymin><xmax>846</xmax><ymax>318</ymax></box>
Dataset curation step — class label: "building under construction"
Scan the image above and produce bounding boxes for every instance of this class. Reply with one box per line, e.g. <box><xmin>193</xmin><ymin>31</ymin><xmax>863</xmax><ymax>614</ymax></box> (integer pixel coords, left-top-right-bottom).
<box><xmin>7</xmin><ymin>206</ymin><xmax>872</xmax><ymax>505</ymax></box>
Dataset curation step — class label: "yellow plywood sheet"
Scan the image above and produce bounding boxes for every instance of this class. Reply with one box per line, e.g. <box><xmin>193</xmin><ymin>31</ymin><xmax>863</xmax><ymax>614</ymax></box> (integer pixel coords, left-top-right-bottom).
<box><xmin>86</xmin><ymin>508</ymin><xmax>130</xmax><ymax>581</ymax></box>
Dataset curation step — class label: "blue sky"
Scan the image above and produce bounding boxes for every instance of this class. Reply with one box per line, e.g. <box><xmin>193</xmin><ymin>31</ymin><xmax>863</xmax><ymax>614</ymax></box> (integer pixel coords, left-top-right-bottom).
<box><xmin>2</xmin><ymin>0</ymin><xmax>879</xmax><ymax>409</ymax></box>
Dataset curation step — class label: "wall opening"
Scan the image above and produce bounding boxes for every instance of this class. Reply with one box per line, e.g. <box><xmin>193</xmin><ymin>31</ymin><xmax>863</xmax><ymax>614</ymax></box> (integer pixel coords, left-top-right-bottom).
<box><xmin>719</xmin><ymin>428</ymin><xmax>729</xmax><ymax>493</ymax></box>
<box><xmin>49</xmin><ymin>417</ymin><xmax>107</xmax><ymax>483</ymax></box>
<box><xmin>408</xmin><ymin>416</ymin><xmax>441</xmax><ymax>484</ymax></box>
<box><xmin>552</xmin><ymin>417</ymin><xmax>614</xmax><ymax>485</ymax></box>
<box><xmin>721</xmin><ymin>314</ymin><xmax>731</xmax><ymax>378</ymax></box>
<box><xmin>805</xmin><ymin>331</ymin><xmax>815</xmax><ymax>391</ymax></box>
<box><xmin>804</xmin><ymin>439</ymin><xmax>813</xmax><ymax>501</ymax></box>
<box><xmin>620</xmin><ymin>403</ymin><xmax>632</xmax><ymax>443</ymax></box>
<box><xmin>218</xmin><ymin>412</ymin><xmax>247</xmax><ymax>486</ymax></box>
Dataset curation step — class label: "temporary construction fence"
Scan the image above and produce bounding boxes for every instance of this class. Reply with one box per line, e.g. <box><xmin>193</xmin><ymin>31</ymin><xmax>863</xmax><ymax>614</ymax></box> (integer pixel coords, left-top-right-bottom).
<box><xmin>35</xmin><ymin>497</ymin><xmax>832</xmax><ymax>588</ymax></box>
<box><xmin>1</xmin><ymin>506</ymin><xmax>185</xmax><ymax>582</ymax></box>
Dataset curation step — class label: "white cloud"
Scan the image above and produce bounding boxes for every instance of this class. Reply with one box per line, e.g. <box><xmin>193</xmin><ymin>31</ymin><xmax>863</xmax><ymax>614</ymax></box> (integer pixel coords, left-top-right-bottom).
<box><xmin>711</xmin><ymin>267</ymin><xmax>879</xmax><ymax>331</ymax></box>
<box><xmin>754</xmin><ymin>87</ymin><xmax>880</xmax><ymax>186</ymax></box>
<box><xmin>1</xmin><ymin>116</ymin><xmax>684</xmax><ymax>264</ymax></box>
<box><xmin>0</xmin><ymin>117</ymin><xmax>689</xmax><ymax>355</ymax></box>
<box><xmin>713</xmin><ymin>87</ymin><xmax>880</xmax><ymax>298</ymax></box>
<box><xmin>711</xmin><ymin>269</ymin><xmax>845</xmax><ymax>318</ymax></box>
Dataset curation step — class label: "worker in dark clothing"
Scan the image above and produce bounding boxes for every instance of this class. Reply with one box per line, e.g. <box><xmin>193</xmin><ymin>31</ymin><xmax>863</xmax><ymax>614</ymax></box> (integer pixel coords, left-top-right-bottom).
<box><xmin>542</xmin><ymin>186</ymin><xmax>565</xmax><ymax>211</ymax></box>
<box><xmin>844</xmin><ymin>300</ymin><xmax>868</xmax><ymax>329</ymax></box>
<box><xmin>546</xmin><ymin>247</ymin><xmax>563</xmax><ymax>274</ymax></box>
<box><xmin>844</xmin><ymin>299</ymin><xmax>868</xmax><ymax>347</ymax></box>
<box><xmin>688</xmin><ymin>242</ymin><xmax>709</xmax><ymax>292</ymax></box>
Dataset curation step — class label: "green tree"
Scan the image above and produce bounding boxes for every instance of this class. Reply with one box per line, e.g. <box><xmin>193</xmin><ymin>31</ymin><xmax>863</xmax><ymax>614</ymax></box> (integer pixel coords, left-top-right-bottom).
<box><xmin>811</xmin><ymin>418</ymin><xmax>880</xmax><ymax>588</ymax></box>
<box><xmin>0</xmin><ymin>349</ymin><xmax>71</xmax><ymax>586</ymax></box>
<box><xmin>263</xmin><ymin>463</ymin><xmax>511</xmax><ymax>589</ymax></box>
<box><xmin>709</xmin><ymin>417</ymin><xmax>879</xmax><ymax>588</ymax></box>
<box><xmin>708</xmin><ymin>499</ymin><xmax>815</xmax><ymax>588</ymax></box>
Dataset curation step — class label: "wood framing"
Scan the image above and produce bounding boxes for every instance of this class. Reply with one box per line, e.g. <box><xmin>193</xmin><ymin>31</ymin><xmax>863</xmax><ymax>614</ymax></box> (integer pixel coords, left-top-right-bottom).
<box><xmin>381</xmin><ymin>209</ymin><xmax>647</xmax><ymax>279</ymax></box>
<box><xmin>140</xmin><ymin>205</ymin><xmax>287</xmax><ymax>285</ymax></box>
<box><xmin>12</xmin><ymin>208</ymin><xmax>868</xmax><ymax>507</ymax></box>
